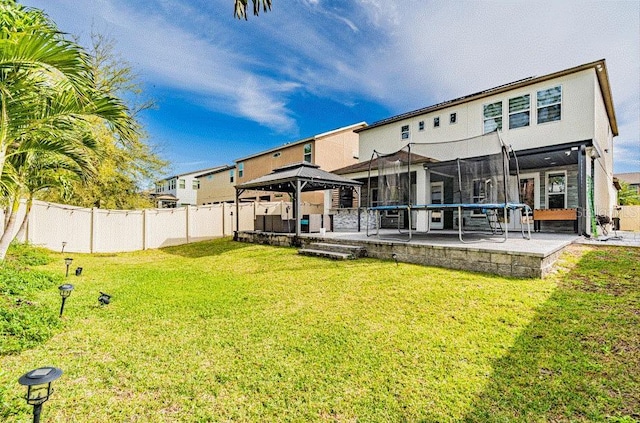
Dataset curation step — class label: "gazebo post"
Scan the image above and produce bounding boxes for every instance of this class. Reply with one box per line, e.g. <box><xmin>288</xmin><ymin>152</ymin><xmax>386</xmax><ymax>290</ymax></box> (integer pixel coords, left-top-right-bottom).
<box><xmin>234</xmin><ymin>188</ymin><xmax>241</xmax><ymax>241</ymax></box>
<box><xmin>356</xmin><ymin>186</ymin><xmax>361</xmax><ymax>232</ymax></box>
<box><xmin>295</xmin><ymin>179</ymin><xmax>302</xmax><ymax>237</ymax></box>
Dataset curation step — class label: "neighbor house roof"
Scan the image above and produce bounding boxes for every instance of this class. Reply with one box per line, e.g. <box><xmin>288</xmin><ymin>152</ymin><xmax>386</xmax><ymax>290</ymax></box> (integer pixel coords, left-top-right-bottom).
<box><xmin>195</xmin><ymin>165</ymin><xmax>235</xmax><ymax>178</ymax></box>
<box><xmin>236</xmin><ymin>162</ymin><xmax>362</xmax><ymax>193</ymax></box>
<box><xmin>234</xmin><ymin>122</ymin><xmax>367</xmax><ymax>163</ymax></box>
<box><xmin>161</xmin><ymin>165</ymin><xmax>229</xmax><ymax>182</ymax></box>
<box><xmin>615</xmin><ymin>172</ymin><xmax>640</xmax><ymax>185</ymax></box>
<box><xmin>356</xmin><ymin>59</ymin><xmax>618</xmax><ymax>136</ymax></box>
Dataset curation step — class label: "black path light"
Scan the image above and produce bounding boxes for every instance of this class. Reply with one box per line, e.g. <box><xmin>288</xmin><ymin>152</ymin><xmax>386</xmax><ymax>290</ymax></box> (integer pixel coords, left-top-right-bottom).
<box><xmin>98</xmin><ymin>292</ymin><xmax>111</xmax><ymax>305</ymax></box>
<box><xmin>18</xmin><ymin>366</ymin><xmax>63</xmax><ymax>423</ymax></box>
<box><xmin>58</xmin><ymin>284</ymin><xmax>74</xmax><ymax>317</ymax></box>
<box><xmin>61</xmin><ymin>242</ymin><xmax>67</xmax><ymax>254</ymax></box>
<box><xmin>64</xmin><ymin>258</ymin><xmax>73</xmax><ymax>277</ymax></box>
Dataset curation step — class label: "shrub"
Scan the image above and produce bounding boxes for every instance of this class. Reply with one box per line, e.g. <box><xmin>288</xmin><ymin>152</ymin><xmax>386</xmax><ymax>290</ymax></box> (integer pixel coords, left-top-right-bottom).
<box><xmin>0</xmin><ymin>244</ymin><xmax>61</xmax><ymax>355</ymax></box>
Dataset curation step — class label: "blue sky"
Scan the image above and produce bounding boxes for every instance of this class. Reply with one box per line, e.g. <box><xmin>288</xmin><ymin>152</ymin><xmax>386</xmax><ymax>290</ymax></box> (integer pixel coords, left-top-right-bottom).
<box><xmin>20</xmin><ymin>0</ymin><xmax>640</xmax><ymax>176</ymax></box>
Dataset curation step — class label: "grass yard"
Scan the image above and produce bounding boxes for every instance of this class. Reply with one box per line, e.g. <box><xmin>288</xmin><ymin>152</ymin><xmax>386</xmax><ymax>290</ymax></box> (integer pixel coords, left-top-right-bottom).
<box><xmin>0</xmin><ymin>239</ymin><xmax>638</xmax><ymax>422</ymax></box>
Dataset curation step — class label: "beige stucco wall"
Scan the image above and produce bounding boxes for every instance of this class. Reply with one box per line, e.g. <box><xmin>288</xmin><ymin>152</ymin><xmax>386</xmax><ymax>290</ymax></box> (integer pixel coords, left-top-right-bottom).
<box><xmin>197</xmin><ymin>169</ymin><xmax>236</xmax><ymax>204</ymax></box>
<box><xmin>359</xmin><ymin>69</ymin><xmax>601</xmax><ymax>161</ymax></box>
<box><xmin>592</xmin><ymin>74</ymin><xmax>617</xmax><ymax>216</ymax></box>
<box><xmin>314</xmin><ymin>128</ymin><xmax>361</xmax><ymax>171</ymax></box>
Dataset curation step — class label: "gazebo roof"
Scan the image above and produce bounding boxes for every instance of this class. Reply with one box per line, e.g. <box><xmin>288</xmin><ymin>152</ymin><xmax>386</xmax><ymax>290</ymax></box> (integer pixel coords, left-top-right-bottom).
<box><xmin>235</xmin><ymin>162</ymin><xmax>362</xmax><ymax>193</ymax></box>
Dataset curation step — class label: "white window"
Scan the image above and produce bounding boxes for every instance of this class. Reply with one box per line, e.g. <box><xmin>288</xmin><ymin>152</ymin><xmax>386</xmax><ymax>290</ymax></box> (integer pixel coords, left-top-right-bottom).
<box><xmin>229</xmin><ymin>169</ymin><xmax>234</xmax><ymax>183</ymax></box>
<box><xmin>238</xmin><ymin>162</ymin><xmax>244</xmax><ymax>178</ymax></box>
<box><xmin>537</xmin><ymin>86</ymin><xmax>562</xmax><ymax>124</ymax></box>
<box><xmin>303</xmin><ymin>143</ymin><xmax>312</xmax><ymax>162</ymax></box>
<box><xmin>433</xmin><ymin>117</ymin><xmax>440</xmax><ymax>128</ymax></box>
<box><xmin>179</xmin><ymin>179</ymin><xmax>185</xmax><ymax>189</ymax></box>
<box><xmin>169</xmin><ymin>179</ymin><xmax>176</xmax><ymax>190</ymax></box>
<box><xmin>483</xmin><ymin>101</ymin><xmax>502</xmax><ymax>133</ymax></box>
<box><xmin>418</xmin><ymin>121</ymin><xmax>425</xmax><ymax>131</ymax></box>
<box><xmin>449</xmin><ymin>112</ymin><xmax>457</xmax><ymax>124</ymax></box>
<box><xmin>546</xmin><ymin>171</ymin><xmax>567</xmax><ymax>208</ymax></box>
<box><xmin>192</xmin><ymin>179</ymin><xmax>200</xmax><ymax>189</ymax></box>
<box><xmin>401</xmin><ymin>125</ymin><xmax>410</xmax><ymax>140</ymax></box>
<box><xmin>509</xmin><ymin>94</ymin><xmax>530</xmax><ymax>129</ymax></box>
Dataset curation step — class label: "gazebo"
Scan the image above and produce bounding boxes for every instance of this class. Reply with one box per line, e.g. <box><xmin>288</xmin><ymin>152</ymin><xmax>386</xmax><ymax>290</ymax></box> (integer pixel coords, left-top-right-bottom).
<box><xmin>234</xmin><ymin>162</ymin><xmax>363</xmax><ymax>237</ymax></box>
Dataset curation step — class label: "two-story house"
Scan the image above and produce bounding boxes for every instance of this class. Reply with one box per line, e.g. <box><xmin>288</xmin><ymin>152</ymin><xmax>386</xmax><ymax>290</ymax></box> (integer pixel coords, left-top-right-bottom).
<box><xmin>196</xmin><ymin>165</ymin><xmax>236</xmax><ymax>205</ymax></box>
<box><xmin>228</xmin><ymin>122</ymin><xmax>367</xmax><ymax>208</ymax></box>
<box><xmin>154</xmin><ymin>166</ymin><xmax>226</xmax><ymax>208</ymax></box>
<box><xmin>334</xmin><ymin>59</ymin><xmax>618</xmax><ymax>235</ymax></box>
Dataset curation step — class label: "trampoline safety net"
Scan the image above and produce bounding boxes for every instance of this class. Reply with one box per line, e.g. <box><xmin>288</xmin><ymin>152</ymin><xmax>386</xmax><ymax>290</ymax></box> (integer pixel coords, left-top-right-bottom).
<box><xmin>372</xmin><ymin>132</ymin><xmax>514</xmax><ymax>207</ymax></box>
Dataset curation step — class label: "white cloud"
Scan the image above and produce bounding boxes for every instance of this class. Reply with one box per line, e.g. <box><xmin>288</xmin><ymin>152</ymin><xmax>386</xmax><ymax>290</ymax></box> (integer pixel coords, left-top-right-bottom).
<box><xmin>22</xmin><ymin>0</ymin><xmax>640</xmax><ymax>172</ymax></box>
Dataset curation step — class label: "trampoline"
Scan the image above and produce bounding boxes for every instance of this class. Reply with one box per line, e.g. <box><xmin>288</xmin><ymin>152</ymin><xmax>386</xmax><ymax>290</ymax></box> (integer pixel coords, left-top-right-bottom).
<box><xmin>365</xmin><ymin>131</ymin><xmax>532</xmax><ymax>243</ymax></box>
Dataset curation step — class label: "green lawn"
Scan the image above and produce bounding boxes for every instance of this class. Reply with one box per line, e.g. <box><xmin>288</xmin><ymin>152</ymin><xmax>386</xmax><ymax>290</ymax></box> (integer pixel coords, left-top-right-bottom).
<box><xmin>0</xmin><ymin>239</ymin><xmax>638</xmax><ymax>422</ymax></box>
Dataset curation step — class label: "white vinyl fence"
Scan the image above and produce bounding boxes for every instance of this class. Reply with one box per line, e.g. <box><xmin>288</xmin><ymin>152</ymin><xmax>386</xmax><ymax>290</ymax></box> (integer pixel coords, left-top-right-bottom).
<box><xmin>18</xmin><ymin>200</ymin><xmax>260</xmax><ymax>253</ymax></box>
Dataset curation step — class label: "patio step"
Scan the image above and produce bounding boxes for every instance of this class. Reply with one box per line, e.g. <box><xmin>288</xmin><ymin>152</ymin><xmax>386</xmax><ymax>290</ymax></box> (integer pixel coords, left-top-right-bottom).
<box><xmin>306</xmin><ymin>242</ymin><xmax>367</xmax><ymax>258</ymax></box>
<box><xmin>298</xmin><ymin>248</ymin><xmax>355</xmax><ymax>260</ymax></box>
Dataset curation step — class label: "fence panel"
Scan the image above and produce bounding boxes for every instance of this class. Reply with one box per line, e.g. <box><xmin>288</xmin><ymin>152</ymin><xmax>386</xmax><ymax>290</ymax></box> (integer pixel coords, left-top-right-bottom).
<box><xmin>238</xmin><ymin>202</ymin><xmax>255</xmax><ymax>232</ymax></box>
<box><xmin>189</xmin><ymin>205</ymin><xmax>224</xmax><ymax>242</ymax></box>
<box><xmin>145</xmin><ymin>208</ymin><xmax>188</xmax><ymax>249</ymax></box>
<box><xmin>619</xmin><ymin>205</ymin><xmax>640</xmax><ymax>231</ymax></box>
<box><xmin>29</xmin><ymin>201</ymin><xmax>92</xmax><ymax>253</ymax></box>
<box><xmin>93</xmin><ymin>209</ymin><xmax>145</xmax><ymax>253</ymax></box>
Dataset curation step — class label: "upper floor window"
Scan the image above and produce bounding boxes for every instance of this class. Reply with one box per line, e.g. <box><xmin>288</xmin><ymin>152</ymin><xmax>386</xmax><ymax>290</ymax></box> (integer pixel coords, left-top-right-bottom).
<box><xmin>546</xmin><ymin>171</ymin><xmax>567</xmax><ymax>208</ymax></box>
<box><xmin>169</xmin><ymin>179</ymin><xmax>176</xmax><ymax>190</ymax></box>
<box><xmin>192</xmin><ymin>179</ymin><xmax>200</xmax><ymax>190</ymax></box>
<box><xmin>449</xmin><ymin>112</ymin><xmax>457</xmax><ymax>124</ymax></box>
<box><xmin>155</xmin><ymin>183</ymin><xmax>162</xmax><ymax>193</ymax></box>
<box><xmin>418</xmin><ymin>121</ymin><xmax>425</xmax><ymax>131</ymax></box>
<box><xmin>179</xmin><ymin>179</ymin><xmax>185</xmax><ymax>189</ymax></box>
<box><xmin>537</xmin><ymin>86</ymin><xmax>562</xmax><ymax>124</ymax></box>
<box><xmin>433</xmin><ymin>117</ymin><xmax>440</xmax><ymax>128</ymax></box>
<box><xmin>509</xmin><ymin>94</ymin><xmax>530</xmax><ymax>129</ymax></box>
<box><xmin>303</xmin><ymin>143</ymin><xmax>312</xmax><ymax>162</ymax></box>
<box><xmin>238</xmin><ymin>162</ymin><xmax>244</xmax><ymax>178</ymax></box>
<box><xmin>483</xmin><ymin>101</ymin><xmax>502</xmax><ymax>133</ymax></box>
<box><xmin>401</xmin><ymin>125</ymin><xmax>410</xmax><ymax>140</ymax></box>
<box><xmin>229</xmin><ymin>169</ymin><xmax>234</xmax><ymax>183</ymax></box>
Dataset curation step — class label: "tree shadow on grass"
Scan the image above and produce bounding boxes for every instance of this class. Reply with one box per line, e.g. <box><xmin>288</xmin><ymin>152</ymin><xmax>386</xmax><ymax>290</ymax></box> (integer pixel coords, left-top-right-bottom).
<box><xmin>463</xmin><ymin>246</ymin><xmax>640</xmax><ymax>423</ymax></box>
<box><xmin>161</xmin><ymin>238</ymin><xmax>252</xmax><ymax>258</ymax></box>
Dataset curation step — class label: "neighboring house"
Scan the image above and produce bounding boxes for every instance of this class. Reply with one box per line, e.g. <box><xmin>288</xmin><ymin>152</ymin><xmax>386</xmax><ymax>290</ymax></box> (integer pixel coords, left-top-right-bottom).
<box><xmin>335</xmin><ymin>59</ymin><xmax>618</xmax><ymax>235</ymax></box>
<box><xmin>233</xmin><ymin>122</ymin><xmax>367</xmax><ymax>207</ymax></box>
<box><xmin>196</xmin><ymin>165</ymin><xmax>236</xmax><ymax>205</ymax></box>
<box><xmin>154</xmin><ymin>166</ymin><xmax>226</xmax><ymax>208</ymax></box>
<box><xmin>615</xmin><ymin>172</ymin><xmax>640</xmax><ymax>195</ymax></box>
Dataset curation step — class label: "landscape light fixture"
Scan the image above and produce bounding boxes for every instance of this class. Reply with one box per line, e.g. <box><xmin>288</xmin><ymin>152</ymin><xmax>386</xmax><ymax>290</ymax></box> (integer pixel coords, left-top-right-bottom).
<box><xmin>98</xmin><ymin>292</ymin><xmax>111</xmax><ymax>306</ymax></box>
<box><xmin>58</xmin><ymin>284</ymin><xmax>74</xmax><ymax>317</ymax></box>
<box><xmin>18</xmin><ymin>366</ymin><xmax>63</xmax><ymax>423</ymax></box>
<box><xmin>392</xmin><ymin>253</ymin><xmax>399</xmax><ymax>266</ymax></box>
<box><xmin>61</xmin><ymin>242</ymin><xmax>67</xmax><ymax>254</ymax></box>
<box><xmin>64</xmin><ymin>258</ymin><xmax>73</xmax><ymax>277</ymax></box>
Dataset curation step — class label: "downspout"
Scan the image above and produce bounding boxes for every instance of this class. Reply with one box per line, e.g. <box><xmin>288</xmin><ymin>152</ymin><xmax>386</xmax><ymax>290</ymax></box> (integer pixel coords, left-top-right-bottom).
<box><xmin>577</xmin><ymin>144</ymin><xmax>587</xmax><ymax>235</ymax></box>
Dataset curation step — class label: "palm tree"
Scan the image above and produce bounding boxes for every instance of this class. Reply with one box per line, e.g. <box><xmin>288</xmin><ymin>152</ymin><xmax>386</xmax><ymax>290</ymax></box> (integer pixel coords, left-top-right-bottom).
<box><xmin>234</xmin><ymin>0</ymin><xmax>272</xmax><ymax>19</ymax></box>
<box><xmin>0</xmin><ymin>1</ymin><xmax>137</xmax><ymax>259</ymax></box>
